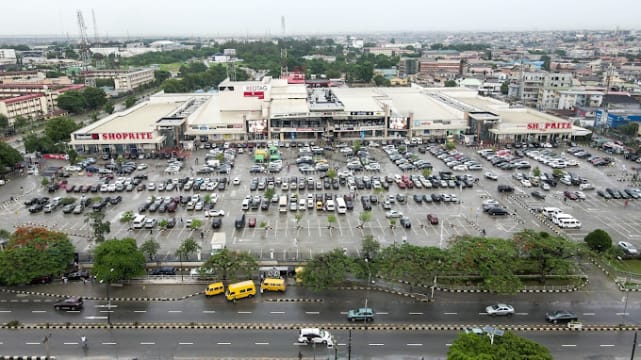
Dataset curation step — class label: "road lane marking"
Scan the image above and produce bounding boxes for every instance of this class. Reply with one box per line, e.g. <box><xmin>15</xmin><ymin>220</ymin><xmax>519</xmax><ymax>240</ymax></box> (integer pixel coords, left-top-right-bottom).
<box><xmin>305</xmin><ymin>311</ymin><xmax>319</xmax><ymax>314</ymax></box>
<box><xmin>217</xmin><ymin>342</ymin><xmax>231</xmax><ymax>345</ymax></box>
<box><xmin>31</xmin><ymin>310</ymin><xmax>46</xmax><ymax>313</ymax></box>
<box><xmin>99</xmin><ymin>310</ymin><xmax>114</xmax><ymax>313</ymax></box>
<box><xmin>255</xmin><ymin>342</ymin><xmax>269</xmax><ymax>345</ymax></box>
<box><xmin>407</xmin><ymin>343</ymin><xmax>423</xmax><ymax>346</ymax></box>
<box><xmin>446</xmin><ymin>343</ymin><xmax>452</xmax><ymax>347</ymax></box>
<box><xmin>202</xmin><ymin>310</ymin><xmax>216</xmax><ymax>313</ymax></box>
<box><xmin>140</xmin><ymin>342</ymin><xmax>155</xmax><ymax>345</ymax></box>
<box><xmin>26</xmin><ymin>342</ymin><xmax>41</xmax><ymax>345</ymax></box>
<box><xmin>64</xmin><ymin>342</ymin><xmax>79</xmax><ymax>345</ymax></box>
<box><xmin>376</xmin><ymin>312</ymin><xmax>389</xmax><ymax>315</ymax></box>
<box><xmin>168</xmin><ymin>310</ymin><xmax>183</xmax><ymax>313</ymax></box>
<box><xmin>409</xmin><ymin>312</ymin><xmax>423</xmax><ymax>315</ymax></box>
<box><xmin>443</xmin><ymin>312</ymin><xmax>457</xmax><ymax>315</ymax></box>
<box><xmin>561</xmin><ymin>344</ymin><xmax>577</xmax><ymax>347</ymax></box>
<box><xmin>368</xmin><ymin>343</ymin><xmax>384</xmax><ymax>346</ymax></box>
<box><xmin>616</xmin><ymin>312</ymin><xmax>630</xmax><ymax>316</ymax></box>
<box><xmin>237</xmin><ymin>311</ymin><xmax>252</xmax><ymax>314</ymax></box>
<box><xmin>179</xmin><ymin>342</ymin><xmax>193</xmax><ymax>345</ymax></box>
<box><xmin>67</xmin><ymin>310</ymin><xmax>80</xmax><ymax>313</ymax></box>
<box><xmin>583</xmin><ymin>313</ymin><xmax>595</xmax><ymax>316</ymax></box>
<box><xmin>270</xmin><ymin>311</ymin><xmax>285</xmax><ymax>314</ymax></box>
<box><xmin>516</xmin><ymin>312</ymin><xmax>529</xmax><ymax>316</ymax></box>
<box><xmin>102</xmin><ymin>342</ymin><xmax>117</xmax><ymax>345</ymax></box>
<box><xmin>134</xmin><ymin>310</ymin><xmax>147</xmax><ymax>313</ymax></box>
<box><xmin>600</xmin><ymin>344</ymin><xmax>615</xmax><ymax>347</ymax></box>
<box><xmin>85</xmin><ymin>316</ymin><xmax>107</xmax><ymax>319</ymax></box>
<box><xmin>0</xmin><ymin>310</ymin><xmax>12</xmax><ymax>313</ymax></box>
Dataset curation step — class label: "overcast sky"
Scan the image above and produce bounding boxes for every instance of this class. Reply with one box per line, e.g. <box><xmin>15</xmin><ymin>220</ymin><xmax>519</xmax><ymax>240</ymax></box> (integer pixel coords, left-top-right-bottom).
<box><xmin>1</xmin><ymin>0</ymin><xmax>639</xmax><ymax>37</ymax></box>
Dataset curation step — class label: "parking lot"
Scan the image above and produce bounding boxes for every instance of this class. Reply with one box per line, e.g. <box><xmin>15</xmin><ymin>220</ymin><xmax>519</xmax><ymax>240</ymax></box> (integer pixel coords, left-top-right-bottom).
<box><xmin>2</xmin><ymin>139</ymin><xmax>640</xmax><ymax>262</ymax></box>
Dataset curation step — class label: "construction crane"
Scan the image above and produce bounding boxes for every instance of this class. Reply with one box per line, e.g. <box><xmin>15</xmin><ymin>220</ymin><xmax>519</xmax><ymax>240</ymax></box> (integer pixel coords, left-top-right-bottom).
<box><xmin>76</xmin><ymin>10</ymin><xmax>94</xmax><ymax>86</ymax></box>
<box><xmin>91</xmin><ymin>9</ymin><xmax>99</xmax><ymax>43</ymax></box>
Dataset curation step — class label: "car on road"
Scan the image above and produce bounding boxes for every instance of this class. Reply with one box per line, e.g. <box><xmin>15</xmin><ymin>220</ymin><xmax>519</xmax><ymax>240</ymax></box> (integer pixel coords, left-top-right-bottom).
<box><xmin>485</xmin><ymin>303</ymin><xmax>515</xmax><ymax>316</ymax></box>
<box><xmin>347</xmin><ymin>307</ymin><xmax>375</xmax><ymax>322</ymax></box>
<box><xmin>427</xmin><ymin>214</ymin><xmax>439</xmax><ymax>225</ymax></box>
<box><xmin>297</xmin><ymin>328</ymin><xmax>334</xmax><ymax>347</ymax></box>
<box><xmin>54</xmin><ymin>296</ymin><xmax>84</xmax><ymax>311</ymax></box>
<box><xmin>65</xmin><ymin>271</ymin><xmax>90</xmax><ymax>281</ymax></box>
<box><xmin>385</xmin><ymin>210</ymin><xmax>403</xmax><ymax>218</ymax></box>
<box><xmin>618</xmin><ymin>241</ymin><xmax>639</xmax><ymax>255</ymax></box>
<box><xmin>545</xmin><ymin>310</ymin><xmax>578</xmax><ymax>324</ymax></box>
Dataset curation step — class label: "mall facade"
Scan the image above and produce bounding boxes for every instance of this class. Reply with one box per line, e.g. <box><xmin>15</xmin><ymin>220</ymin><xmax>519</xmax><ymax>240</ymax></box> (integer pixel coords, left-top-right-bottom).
<box><xmin>69</xmin><ymin>77</ymin><xmax>587</xmax><ymax>154</ymax></box>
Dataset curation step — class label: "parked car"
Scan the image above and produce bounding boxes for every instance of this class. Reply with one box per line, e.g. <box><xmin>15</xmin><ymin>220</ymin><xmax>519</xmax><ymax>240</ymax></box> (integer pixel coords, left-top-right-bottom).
<box><xmin>427</xmin><ymin>214</ymin><xmax>439</xmax><ymax>225</ymax></box>
<box><xmin>618</xmin><ymin>241</ymin><xmax>639</xmax><ymax>255</ymax></box>
<box><xmin>487</xmin><ymin>207</ymin><xmax>509</xmax><ymax>216</ymax></box>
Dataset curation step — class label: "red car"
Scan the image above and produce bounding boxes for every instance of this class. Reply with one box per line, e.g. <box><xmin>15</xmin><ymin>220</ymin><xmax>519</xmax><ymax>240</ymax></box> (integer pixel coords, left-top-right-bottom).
<box><xmin>563</xmin><ymin>191</ymin><xmax>578</xmax><ymax>200</ymax></box>
<box><xmin>427</xmin><ymin>214</ymin><xmax>439</xmax><ymax>225</ymax></box>
<box><xmin>248</xmin><ymin>217</ymin><xmax>256</xmax><ymax>228</ymax></box>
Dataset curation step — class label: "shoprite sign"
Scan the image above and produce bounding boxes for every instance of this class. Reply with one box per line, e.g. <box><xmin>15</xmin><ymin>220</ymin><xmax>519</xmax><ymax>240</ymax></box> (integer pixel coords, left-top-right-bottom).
<box><xmin>101</xmin><ymin>132</ymin><xmax>153</xmax><ymax>140</ymax></box>
<box><xmin>526</xmin><ymin>122</ymin><xmax>572</xmax><ymax>130</ymax></box>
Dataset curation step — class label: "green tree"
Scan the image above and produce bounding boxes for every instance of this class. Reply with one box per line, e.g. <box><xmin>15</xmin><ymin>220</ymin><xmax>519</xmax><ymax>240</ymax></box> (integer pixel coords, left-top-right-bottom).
<box><xmin>584</xmin><ymin>229</ymin><xmax>613</xmax><ymax>252</ymax></box>
<box><xmin>513</xmin><ymin>230</ymin><xmax>576</xmax><ymax>282</ymax></box>
<box><xmin>447</xmin><ymin>235</ymin><xmax>521</xmax><ymax>293</ymax></box>
<box><xmin>56</xmin><ymin>91</ymin><xmax>86</xmax><ymax>113</ymax></box>
<box><xmin>44</xmin><ymin>116</ymin><xmax>80</xmax><ymax>144</ymax></box>
<box><xmin>154</xmin><ymin>70</ymin><xmax>171</xmax><ymax>83</ymax></box>
<box><xmin>189</xmin><ymin>218</ymin><xmax>203</xmax><ymax>231</ymax></box>
<box><xmin>84</xmin><ymin>211</ymin><xmax>111</xmax><ymax>242</ymax></box>
<box><xmin>0</xmin><ymin>114</ymin><xmax>8</xmax><ymax>130</ymax></box>
<box><xmin>500</xmin><ymin>81</ymin><xmax>509</xmax><ymax>95</ymax></box>
<box><xmin>373</xmin><ymin>74</ymin><xmax>390</xmax><ymax>86</ymax></box>
<box><xmin>540</xmin><ymin>55</ymin><xmax>551</xmax><ymax>71</ymax></box>
<box><xmin>0</xmin><ymin>227</ymin><xmax>74</xmax><ymax>285</ymax></box>
<box><xmin>444</xmin><ymin>79</ymin><xmax>458</xmax><ymax>87</ymax></box>
<box><xmin>103</xmin><ymin>101</ymin><xmax>115</xmax><ymax>114</ymax></box>
<box><xmin>353</xmin><ymin>140</ymin><xmax>362</xmax><ymax>153</ymax></box>
<box><xmin>361</xmin><ymin>235</ymin><xmax>380</xmax><ymax>260</ymax></box>
<box><xmin>66</xmin><ymin>148</ymin><xmax>78</xmax><ymax>165</ymax></box>
<box><xmin>618</xmin><ymin>122</ymin><xmax>639</xmax><ymax>137</ymax></box>
<box><xmin>327</xmin><ymin>214</ymin><xmax>337</xmax><ymax>230</ymax></box>
<box><xmin>13</xmin><ymin>116</ymin><xmax>28</xmax><ymax>130</ymax></box>
<box><xmin>378</xmin><ymin>243</ymin><xmax>447</xmax><ymax>286</ymax></box>
<box><xmin>40</xmin><ymin>177</ymin><xmax>49</xmax><ymax>187</ymax></box>
<box><xmin>119</xmin><ymin>210</ymin><xmax>135</xmax><ymax>224</ymax></box>
<box><xmin>264</xmin><ymin>188</ymin><xmax>276</xmax><ymax>202</ymax></box>
<box><xmin>301</xmin><ymin>249</ymin><xmax>352</xmax><ymax>291</ymax></box>
<box><xmin>140</xmin><ymin>239</ymin><xmax>160</xmax><ymax>262</ymax></box>
<box><xmin>93</xmin><ymin>238</ymin><xmax>146</xmax><ymax>282</ymax></box>
<box><xmin>358</xmin><ymin>211</ymin><xmax>372</xmax><ymax>229</ymax></box>
<box><xmin>326</xmin><ymin>168</ymin><xmax>337</xmax><ymax>180</ymax></box>
<box><xmin>448</xmin><ymin>330</ymin><xmax>552</xmax><ymax>360</ymax></box>
<box><xmin>203</xmin><ymin>248</ymin><xmax>258</xmax><ymax>281</ymax></box>
<box><xmin>0</xmin><ymin>141</ymin><xmax>23</xmax><ymax>170</ymax></box>
<box><xmin>82</xmin><ymin>87</ymin><xmax>107</xmax><ymax>109</ymax></box>
<box><xmin>176</xmin><ymin>238</ymin><xmax>200</xmax><ymax>262</ymax></box>
<box><xmin>422</xmin><ymin>168</ymin><xmax>432</xmax><ymax>178</ymax></box>
<box><xmin>124</xmin><ymin>96</ymin><xmax>137</xmax><ymax>108</ymax></box>
<box><xmin>532</xmin><ymin>166</ymin><xmax>541</xmax><ymax>177</ymax></box>
<box><xmin>158</xmin><ymin>219</ymin><xmax>168</xmax><ymax>230</ymax></box>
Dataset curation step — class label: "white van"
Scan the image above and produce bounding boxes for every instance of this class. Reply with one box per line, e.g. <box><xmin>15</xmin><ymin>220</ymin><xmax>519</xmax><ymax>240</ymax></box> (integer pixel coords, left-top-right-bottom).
<box><xmin>552</xmin><ymin>213</ymin><xmax>574</xmax><ymax>225</ymax></box>
<box><xmin>241</xmin><ymin>198</ymin><xmax>250</xmax><ymax>211</ymax></box>
<box><xmin>279</xmin><ymin>196</ymin><xmax>288</xmax><ymax>213</ymax></box>
<box><xmin>325</xmin><ymin>199</ymin><xmax>335</xmax><ymax>212</ymax></box>
<box><xmin>336</xmin><ymin>198</ymin><xmax>346</xmax><ymax>214</ymax></box>
<box><xmin>558</xmin><ymin>218</ymin><xmax>582</xmax><ymax>229</ymax></box>
<box><xmin>133</xmin><ymin>215</ymin><xmax>146</xmax><ymax>229</ymax></box>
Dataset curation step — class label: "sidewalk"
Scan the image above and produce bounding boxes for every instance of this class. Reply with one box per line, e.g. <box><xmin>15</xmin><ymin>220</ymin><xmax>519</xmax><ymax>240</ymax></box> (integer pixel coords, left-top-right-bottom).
<box><xmin>10</xmin><ymin>280</ymin><xmax>206</xmax><ymax>301</ymax></box>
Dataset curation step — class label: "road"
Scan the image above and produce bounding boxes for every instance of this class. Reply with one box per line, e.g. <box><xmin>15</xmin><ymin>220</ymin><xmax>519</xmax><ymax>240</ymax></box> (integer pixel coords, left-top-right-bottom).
<box><xmin>0</xmin><ymin>328</ymin><xmax>636</xmax><ymax>359</ymax></box>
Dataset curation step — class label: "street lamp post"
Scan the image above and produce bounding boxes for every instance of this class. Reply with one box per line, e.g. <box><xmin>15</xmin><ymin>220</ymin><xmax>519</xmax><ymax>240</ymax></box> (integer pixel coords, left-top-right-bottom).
<box><xmin>107</xmin><ymin>268</ymin><xmax>114</xmax><ymax>326</ymax></box>
<box><xmin>364</xmin><ymin>258</ymin><xmax>371</xmax><ymax>309</ymax></box>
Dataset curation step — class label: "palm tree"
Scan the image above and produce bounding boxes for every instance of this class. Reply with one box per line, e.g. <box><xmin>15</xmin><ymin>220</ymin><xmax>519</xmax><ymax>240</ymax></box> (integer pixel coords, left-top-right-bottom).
<box><xmin>176</xmin><ymin>238</ymin><xmax>201</xmax><ymax>281</ymax></box>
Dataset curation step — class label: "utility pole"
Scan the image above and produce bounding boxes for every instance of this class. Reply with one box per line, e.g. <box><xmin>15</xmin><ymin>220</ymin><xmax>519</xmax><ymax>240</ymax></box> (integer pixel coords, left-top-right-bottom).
<box><xmin>630</xmin><ymin>330</ymin><xmax>637</xmax><ymax>360</ymax></box>
<box><xmin>347</xmin><ymin>329</ymin><xmax>352</xmax><ymax>360</ymax></box>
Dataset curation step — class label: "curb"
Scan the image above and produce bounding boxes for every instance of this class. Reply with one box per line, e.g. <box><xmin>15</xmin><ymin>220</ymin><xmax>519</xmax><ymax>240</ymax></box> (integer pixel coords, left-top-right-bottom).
<box><xmin>383</xmin><ymin>277</ymin><xmax>588</xmax><ymax>294</ymax></box>
<box><xmin>1</xmin><ymin>322</ymin><xmax>637</xmax><ymax>332</ymax></box>
<box><xmin>589</xmin><ymin>258</ymin><xmax>641</xmax><ymax>292</ymax></box>
<box><xmin>0</xmin><ymin>288</ymin><xmax>204</xmax><ymax>302</ymax></box>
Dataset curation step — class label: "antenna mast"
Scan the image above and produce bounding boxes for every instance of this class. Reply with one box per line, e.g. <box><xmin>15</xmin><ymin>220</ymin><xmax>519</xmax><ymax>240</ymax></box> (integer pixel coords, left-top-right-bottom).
<box><xmin>77</xmin><ymin>10</ymin><xmax>94</xmax><ymax>86</ymax></box>
<box><xmin>92</xmin><ymin>9</ymin><xmax>99</xmax><ymax>43</ymax></box>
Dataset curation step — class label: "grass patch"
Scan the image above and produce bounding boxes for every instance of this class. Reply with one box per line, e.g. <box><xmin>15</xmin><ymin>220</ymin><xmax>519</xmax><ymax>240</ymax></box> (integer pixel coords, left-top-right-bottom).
<box><xmin>610</xmin><ymin>258</ymin><xmax>641</xmax><ymax>274</ymax></box>
<box><xmin>159</xmin><ymin>63</ymin><xmax>183</xmax><ymax>73</ymax></box>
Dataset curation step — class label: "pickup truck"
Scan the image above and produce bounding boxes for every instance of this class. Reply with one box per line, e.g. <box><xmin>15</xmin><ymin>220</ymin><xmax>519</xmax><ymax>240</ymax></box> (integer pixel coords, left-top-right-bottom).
<box><xmin>347</xmin><ymin>307</ymin><xmax>375</xmax><ymax>322</ymax></box>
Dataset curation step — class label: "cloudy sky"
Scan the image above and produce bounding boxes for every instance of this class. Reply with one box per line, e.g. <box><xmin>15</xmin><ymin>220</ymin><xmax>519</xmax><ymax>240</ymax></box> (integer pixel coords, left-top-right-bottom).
<box><xmin>1</xmin><ymin>0</ymin><xmax>639</xmax><ymax>37</ymax></box>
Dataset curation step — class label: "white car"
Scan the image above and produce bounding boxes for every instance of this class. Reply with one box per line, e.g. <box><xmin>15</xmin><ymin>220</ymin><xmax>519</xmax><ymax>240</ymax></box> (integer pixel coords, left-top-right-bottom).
<box><xmin>484</xmin><ymin>171</ymin><xmax>499</xmax><ymax>180</ymax></box>
<box><xmin>210</xmin><ymin>193</ymin><xmax>219</xmax><ymax>204</ymax></box>
<box><xmin>520</xmin><ymin>179</ymin><xmax>532</xmax><ymax>187</ymax></box>
<box><xmin>147</xmin><ymin>183</ymin><xmax>156</xmax><ymax>191</ymax></box>
<box><xmin>137</xmin><ymin>163</ymin><xmax>148</xmax><ymax>170</ymax></box>
<box><xmin>205</xmin><ymin>209</ymin><xmax>225</xmax><ymax>217</ymax></box>
<box><xmin>618</xmin><ymin>241</ymin><xmax>638</xmax><ymax>255</ymax></box>
<box><xmin>485</xmin><ymin>303</ymin><xmax>515</xmax><ymax>316</ymax></box>
<box><xmin>385</xmin><ymin>210</ymin><xmax>404</xmax><ymax>218</ymax></box>
<box><xmin>573</xmin><ymin>191</ymin><xmax>586</xmax><ymax>200</ymax></box>
<box><xmin>232</xmin><ymin>177</ymin><xmax>241</xmax><ymax>185</ymax></box>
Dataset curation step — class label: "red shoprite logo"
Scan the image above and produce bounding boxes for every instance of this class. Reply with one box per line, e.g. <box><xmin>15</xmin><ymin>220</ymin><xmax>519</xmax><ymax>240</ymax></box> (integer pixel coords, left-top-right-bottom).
<box><xmin>101</xmin><ymin>132</ymin><xmax>153</xmax><ymax>140</ymax></box>
<box><xmin>526</xmin><ymin>122</ymin><xmax>572</xmax><ymax>130</ymax></box>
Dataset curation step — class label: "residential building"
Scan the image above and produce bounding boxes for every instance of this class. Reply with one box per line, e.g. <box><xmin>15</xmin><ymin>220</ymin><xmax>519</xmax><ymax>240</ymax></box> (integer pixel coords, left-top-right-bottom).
<box><xmin>0</xmin><ymin>49</ymin><xmax>17</xmax><ymax>66</ymax></box>
<box><xmin>0</xmin><ymin>93</ymin><xmax>48</xmax><ymax>123</ymax></box>
<box><xmin>82</xmin><ymin>68</ymin><xmax>155</xmax><ymax>92</ymax></box>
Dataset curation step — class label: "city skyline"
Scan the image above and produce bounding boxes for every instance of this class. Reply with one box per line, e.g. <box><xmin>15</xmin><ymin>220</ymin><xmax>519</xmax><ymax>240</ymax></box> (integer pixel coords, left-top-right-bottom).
<box><xmin>0</xmin><ymin>0</ymin><xmax>639</xmax><ymax>38</ymax></box>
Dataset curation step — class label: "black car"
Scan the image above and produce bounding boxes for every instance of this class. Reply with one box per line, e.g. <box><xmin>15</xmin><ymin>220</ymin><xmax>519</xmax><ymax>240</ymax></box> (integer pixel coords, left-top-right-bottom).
<box><xmin>400</xmin><ymin>217</ymin><xmax>412</xmax><ymax>228</ymax></box>
<box><xmin>54</xmin><ymin>296</ymin><xmax>84</xmax><ymax>311</ymax></box>
<box><xmin>211</xmin><ymin>217</ymin><xmax>222</xmax><ymax>229</ymax></box>
<box><xmin>530</xmin><ymin>191</ymin><xmax>546</xmax><ymax>200</ymax></box>
<box><xmin>413</xmin><ymin>194</ymin><xmax>423</xmax><ymax>204</ymax></box>
<box><xmin>66</xmin><ymin>271</ymin><xmax>90</xmax><ymax>280</ymax></box>
<box><xmin>150</xmin><ymin>267</ymin><xmax>176</xmax><ymax>276</ymax></box>
<box><xmin>109</xmin><ymin>195</ymin><xmax>122</xmax><ymax>205</ymax></box>
<box><xmin>545</xmin><ymin>310</ymin><xmax>578</xmax><ymax>324</ymax></box>
<box><xmin>431</xmin><ymin>193</ymin><xmax>443</xmax><ymax>202</ymax></box>
<box><xmin>487</xmin><ymin>207</ymin><xmax>509</xmax><ymax>216</ymax></box>
<box><xmin>28</xmin><ymin>203</ymin><xmax>44</xmax><ymax>213</ymax></box>
<box><xmin>497</xmin><ymin>185</ymin><xmax>514</xmax><ymax>193</ymax></box>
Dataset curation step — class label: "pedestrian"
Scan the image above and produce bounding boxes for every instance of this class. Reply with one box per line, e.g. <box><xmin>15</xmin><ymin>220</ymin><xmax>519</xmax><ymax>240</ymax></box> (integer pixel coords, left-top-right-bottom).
<box><xmin>180</xmin><ymin>218</ymin><xmax>183</xmax><ymax>224</ymax></box>
<box><xmin>625</xmin><ymin>199</ymin><xmax>629</xmax><ymax>207</ymax></box>
<box><xmin>481</xmin><ymin>229</ymin><xmax>486</xmax><ymax>236</ymax></box>
<box><xmin>63</xmin><ymin>277</ymin><xmax>68</xmax><ymax>285</ymax></box>
<box><xmin>149</xmin><ymin>229</ymin><xmax>153</xmax><ymax>235</ymax></box>
<box><xmin>82</xmin><ymin>278</ymin><xmax>87</xmax><ymax>285</ymax></box>
<box><xmin>200</xmin><ymin>231</ymin><xmax>204</xmax><ymax>240</ymax></box>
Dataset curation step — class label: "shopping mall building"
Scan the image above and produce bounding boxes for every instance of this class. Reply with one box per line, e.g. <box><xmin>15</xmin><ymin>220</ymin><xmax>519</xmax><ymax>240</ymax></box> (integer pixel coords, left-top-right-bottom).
<box><xmin>69</xmin><ymin>77</ymin><xmax>589</xmax><ymax>154</ymax></box>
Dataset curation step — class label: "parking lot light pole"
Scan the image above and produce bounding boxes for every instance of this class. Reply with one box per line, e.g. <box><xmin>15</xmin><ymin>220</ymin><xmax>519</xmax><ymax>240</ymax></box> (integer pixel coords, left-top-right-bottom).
<box><xmin>107</xmin><ymin>268</ymin><xmax>114</xmax><ymax>326</ymax></box>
